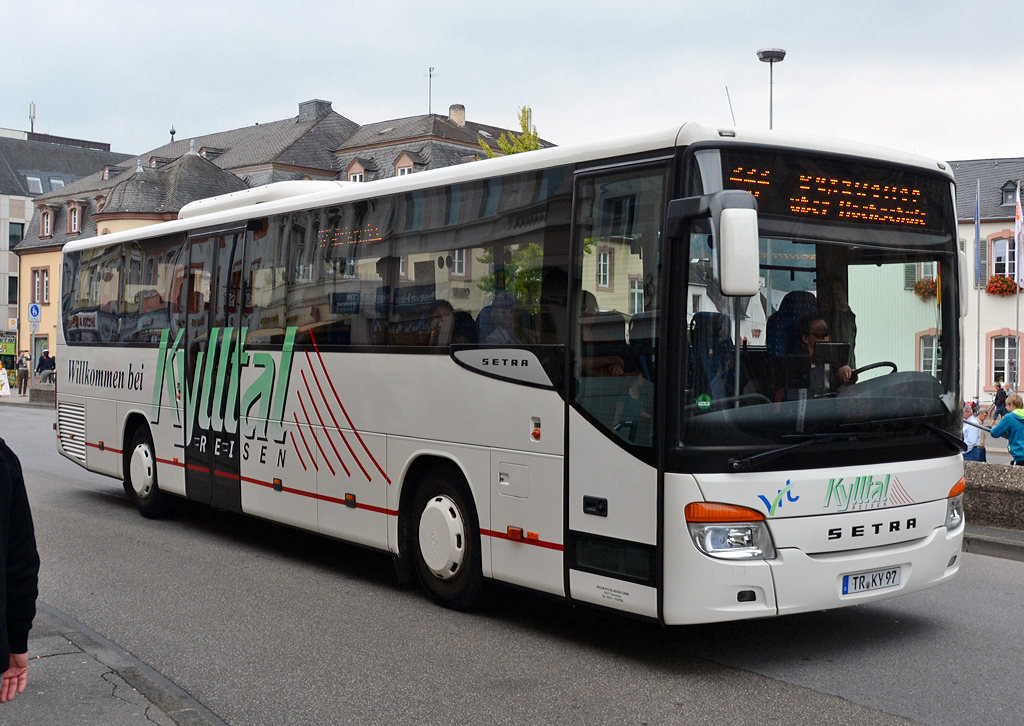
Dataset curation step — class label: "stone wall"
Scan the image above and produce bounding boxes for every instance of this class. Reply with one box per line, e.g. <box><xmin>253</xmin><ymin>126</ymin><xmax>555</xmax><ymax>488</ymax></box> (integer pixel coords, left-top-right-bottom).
<box><xmin>964</xmin><ymin>461</ymin><xmax>1024</xmax><ymax>530</ymax></box>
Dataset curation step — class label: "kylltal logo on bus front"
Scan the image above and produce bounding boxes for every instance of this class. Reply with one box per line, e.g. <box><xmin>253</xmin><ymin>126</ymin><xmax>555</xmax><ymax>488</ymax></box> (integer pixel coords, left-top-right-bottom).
<box><xmin>822</xmin><ymin>474</ymin><xmax>915</xmax><ymax>512</ymax></box>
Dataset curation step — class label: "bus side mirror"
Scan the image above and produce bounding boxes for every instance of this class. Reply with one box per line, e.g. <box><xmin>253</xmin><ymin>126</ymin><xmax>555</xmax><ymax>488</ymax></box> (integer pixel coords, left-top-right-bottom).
<box><xmin>958</xmin><ymin>248</ymin><xmax>969</xmax><ymax>318</ymax></box>
<box><xmin>666</xmin><ymin>189</ymin><xmax>759</xmax><ymax>296</ymax></box>
<box><xmin>719</xmin><ymin>207</ymin><xmax>760</xmax><ymax>296</ymax></box>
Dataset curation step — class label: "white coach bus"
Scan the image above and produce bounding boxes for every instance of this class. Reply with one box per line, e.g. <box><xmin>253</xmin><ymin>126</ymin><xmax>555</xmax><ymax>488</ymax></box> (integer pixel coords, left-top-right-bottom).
<box><xmin>55</xmin><ymin>123</ymin><xmax>968</xmax><ymax>623</ymax></box>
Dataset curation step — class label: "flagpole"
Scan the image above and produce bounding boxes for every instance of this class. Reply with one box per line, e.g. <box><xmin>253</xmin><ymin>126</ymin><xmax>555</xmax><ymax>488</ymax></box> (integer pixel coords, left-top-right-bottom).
<box><xmin>976</xmin><ymin>180</ymin><xmax>982</xmax><ymax>405</ymax></box>
<box><xmin>1017</xmin><ymin>181</ymin><xmax>1024</xmax><ymax>394</ymax></box>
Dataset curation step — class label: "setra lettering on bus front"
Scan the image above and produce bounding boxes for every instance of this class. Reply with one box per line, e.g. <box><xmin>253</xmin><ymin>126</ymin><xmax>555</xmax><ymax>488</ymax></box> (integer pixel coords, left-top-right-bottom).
<box><xmin>828</xmin><ymin>518</ymin><xmax>916</xmax><ymax>540</ymax></box>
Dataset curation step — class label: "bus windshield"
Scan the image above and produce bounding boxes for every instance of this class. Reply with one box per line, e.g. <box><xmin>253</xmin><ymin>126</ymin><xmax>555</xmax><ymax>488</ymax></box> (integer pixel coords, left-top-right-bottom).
<box><xmin>681</xmin><ymin>147</ymin><xmax>960</xmax><ymax>455</ymax></box>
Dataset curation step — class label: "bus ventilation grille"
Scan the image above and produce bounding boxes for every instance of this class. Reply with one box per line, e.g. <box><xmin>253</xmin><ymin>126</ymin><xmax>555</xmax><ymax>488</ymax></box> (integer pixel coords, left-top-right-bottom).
<box><xmin>57</xmin><ymin>401</ymin><xmax>87</xmax><ymax>464</ymax></box>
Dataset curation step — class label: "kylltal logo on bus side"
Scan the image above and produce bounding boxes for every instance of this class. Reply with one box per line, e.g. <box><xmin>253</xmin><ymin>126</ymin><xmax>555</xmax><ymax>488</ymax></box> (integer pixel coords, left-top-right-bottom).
<box><xmin>150</xmin><ymin>326</ymin><xmax>296</xmax><ymax>467</ymax></box>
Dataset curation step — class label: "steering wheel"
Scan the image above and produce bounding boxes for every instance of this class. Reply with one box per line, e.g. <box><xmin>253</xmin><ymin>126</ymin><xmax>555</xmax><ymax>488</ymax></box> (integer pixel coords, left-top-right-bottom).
<box><xmin>851</xmin><ymin>361</ymin><xmax>897</xmax><ymax>376</ymax></box>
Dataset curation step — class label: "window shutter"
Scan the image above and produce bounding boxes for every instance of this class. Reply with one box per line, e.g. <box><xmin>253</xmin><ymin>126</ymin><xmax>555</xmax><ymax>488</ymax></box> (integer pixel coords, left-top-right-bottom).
<box><xmin>978</xmin><ymin>239</ymin><xmax>989</xmax><ymax>288</ymax></box>
<box><xmin>904</xmin><ymin>263</ymin><xmax>918</xmax><ymax>289</ymax></box>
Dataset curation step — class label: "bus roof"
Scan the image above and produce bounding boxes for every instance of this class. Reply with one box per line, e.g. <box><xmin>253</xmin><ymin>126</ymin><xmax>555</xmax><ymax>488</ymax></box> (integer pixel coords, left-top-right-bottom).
<box><xmin>62</xmin><ymin>122</ymin><xmax>954</xmax><ymax>254</ymax></box>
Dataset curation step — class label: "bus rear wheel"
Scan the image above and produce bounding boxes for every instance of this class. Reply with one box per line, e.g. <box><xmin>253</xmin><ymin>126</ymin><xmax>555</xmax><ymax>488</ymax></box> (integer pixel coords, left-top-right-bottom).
<box><xmin>125</xmin><ymin>428</ymin><xmax>170</xmax><ymax>519</ymax></box>
<box><xmin>411</xmin><ymin>471</ymin><xmax>483</xmax><ymax>610</ymax></box>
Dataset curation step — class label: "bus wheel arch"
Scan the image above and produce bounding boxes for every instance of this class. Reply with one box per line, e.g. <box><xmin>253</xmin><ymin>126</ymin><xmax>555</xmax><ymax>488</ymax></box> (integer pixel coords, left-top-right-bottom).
<box><xmin>398</xmin><ymin>456</ymin><xmax>484</xmax><ymax>609</ymax></box>
<box><xmin>122</xmin><ymin>418</ymin><xmax>170</xmax><ymax>519</ymax></box>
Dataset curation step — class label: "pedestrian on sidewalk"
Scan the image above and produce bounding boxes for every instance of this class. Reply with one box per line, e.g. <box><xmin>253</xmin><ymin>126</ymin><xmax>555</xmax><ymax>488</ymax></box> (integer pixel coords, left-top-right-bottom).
<box><xmin>992</xmin><ymin>382</ymin><xmax>1009</xmax><ymax>422</ymax></box>
<box><xmin>35</xmin><ymin>349</ymin><xmax>55</xmax><ymax>386</ymax></box>
<box><xmin>15</xmin><ymin>352</ymin><xmax>28</xmax><ymax>397</ymax></box>
<box><xmin>990</xmin><ymin>394</ymin><xmax>1024</xmax><ymax>465</ymax></box>
<box><xmin>963</xmin><ymin>403</ymin><xmax>985</xmax><ymax>462</ymax></box>
<box><xmin>0</xmin><ymin>439</ymin><xmax>39</xmax><ymax>704</ymax></box>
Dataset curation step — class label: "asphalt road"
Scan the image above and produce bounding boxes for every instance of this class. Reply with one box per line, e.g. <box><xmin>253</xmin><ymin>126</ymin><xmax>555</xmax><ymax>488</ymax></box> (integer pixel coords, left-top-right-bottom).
<box><xmin>4</xmin><ymin>404</ymin><xmax>1022</xmax><ymax>726</ymax></box>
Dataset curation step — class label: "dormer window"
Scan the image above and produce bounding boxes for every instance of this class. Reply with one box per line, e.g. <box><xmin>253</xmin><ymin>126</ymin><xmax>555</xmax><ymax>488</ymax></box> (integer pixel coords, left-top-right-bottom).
<box><xmin>41</xmin><ymin>210</ymin><xmax>52</xmax><ymax>238</ymax></box>
<box><xmin>1002</xmin><ymin>181</ymin><xmax>1018</xmax><ymax>206</ymax></box>
<box><xmin>50</xmin><ymin>179</ymin><xmax>64</xmax><ymax>190</ymax></box>
<box><xmin>70</xmin><ymin>207</ymin><xmax>79</xmax><ymax>233</ymax></box>
<box><xmin>349</xmin><ymin>172</ymin><xmax>364</xmax><ymax>183</ymax></box>
<box><xmin>27</xmin><ymin>177</ymin><xmax>43</xmax><ymax>195</ymax></box>
<box><xmin>397</xmin><ymin>166</ymin><xmax>413</xmax><ymax>176</ymax></box>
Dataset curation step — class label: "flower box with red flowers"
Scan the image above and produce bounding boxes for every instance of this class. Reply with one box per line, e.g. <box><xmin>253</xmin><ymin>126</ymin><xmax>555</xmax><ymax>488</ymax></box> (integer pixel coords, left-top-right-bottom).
<box><xmin>986</xmin><ymin>275</ymin><xmax>1020</xmax><ymax>296</ymax></box>
<box><xmin>913</xmin><ymin>277</ymin><xmax>937</xmax><ymax>300</ymax></box>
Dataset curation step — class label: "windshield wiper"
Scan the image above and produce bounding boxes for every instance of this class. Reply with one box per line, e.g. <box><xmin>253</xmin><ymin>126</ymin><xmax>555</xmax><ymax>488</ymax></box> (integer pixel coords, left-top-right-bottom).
<box><xmin>839</xmin><ymin>414</ymin><xmax>966</xmax><ymax>453</ymax></box>
<box><xmin>729</xmin><ymin>438</ymin><xmax>822</xmax><ymax>472</ymax></box>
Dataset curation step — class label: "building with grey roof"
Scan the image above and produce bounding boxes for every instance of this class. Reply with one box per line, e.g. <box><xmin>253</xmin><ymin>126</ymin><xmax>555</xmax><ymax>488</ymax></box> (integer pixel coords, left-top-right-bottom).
<box><xmin>949</xmin><ymin>158</ymin><xmax>1023</xmax><ymax>405</ymax></box>
<box><xmin>0</xmin><ymin>131</ymin><xmax>132</xmax><ymax>354</ymax></box>
<box><xmin>12</xmin><ymin>99</ymin><xmax>543</xmax><ymax>373</ymax></box>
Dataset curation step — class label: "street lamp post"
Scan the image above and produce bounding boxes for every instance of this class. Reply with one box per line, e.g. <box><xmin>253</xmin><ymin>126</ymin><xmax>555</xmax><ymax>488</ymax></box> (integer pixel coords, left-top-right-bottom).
<box><xmin>757</xmin><ymin>48</ymin><xmax>786</xmax><ymax>130</ymax></box>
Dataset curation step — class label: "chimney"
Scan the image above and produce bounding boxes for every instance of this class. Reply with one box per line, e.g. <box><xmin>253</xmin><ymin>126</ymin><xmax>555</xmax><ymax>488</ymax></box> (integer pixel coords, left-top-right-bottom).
<box><xmin>298</xmin><ymin>99</ymin><xmax>333</xmax><ymax>122</ymax></box>
<box><xmin>448</xmin><ymin>104</ymin><xmax>466</xmax><ymax>128</ymax></box>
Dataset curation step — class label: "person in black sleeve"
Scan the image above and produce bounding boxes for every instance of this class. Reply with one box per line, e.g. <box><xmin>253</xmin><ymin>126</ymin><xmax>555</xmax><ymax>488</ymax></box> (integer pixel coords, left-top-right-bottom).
<box><xmin>0</xmin><ymin>439</ymin><xmax>40</xmax><ymax>704</ymax></box>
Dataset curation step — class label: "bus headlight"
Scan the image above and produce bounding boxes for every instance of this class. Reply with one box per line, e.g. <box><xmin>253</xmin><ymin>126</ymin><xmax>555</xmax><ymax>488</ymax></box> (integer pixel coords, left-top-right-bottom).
<box><xmin>945</xmin><ymin>478</ymin><xmax>965</xmax><ymax>530</ymax></box>
<box><xmin>685</xmin><ymin>502</ymin><xmax>776</xmax><ymax>560</ymax></box>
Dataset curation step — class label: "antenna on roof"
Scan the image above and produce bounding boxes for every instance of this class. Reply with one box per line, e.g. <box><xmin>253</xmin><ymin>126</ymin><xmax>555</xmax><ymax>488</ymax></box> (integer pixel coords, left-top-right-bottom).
<box><xmin>170</xmin><ymin>124</ymin><xmax>176</xmax><ymax>142</ymax></box>
<box><xmin>29</xmin><ymin>102</ymin><xmax>36</xmax><ymax>133</ymax></box>
<box><xmin>725</xmin><ymin>87</ymin><xmax>737</xmax><ymax>126</ymax></box>
<box><xmin>425</xmin><ymin>67</ymin><xmax>436</xmax><ymax>114</ymax></box>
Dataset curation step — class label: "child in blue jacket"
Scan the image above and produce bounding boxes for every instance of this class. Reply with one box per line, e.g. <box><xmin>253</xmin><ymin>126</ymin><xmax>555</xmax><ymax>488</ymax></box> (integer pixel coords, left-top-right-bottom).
<box><xmin>990</xmin><ymin>393</ymin><xmax>1024</xmax><ymax>464</ymax></box>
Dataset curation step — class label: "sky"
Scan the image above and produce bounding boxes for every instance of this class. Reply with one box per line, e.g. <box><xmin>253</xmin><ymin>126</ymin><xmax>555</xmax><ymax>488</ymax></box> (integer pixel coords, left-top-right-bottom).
<box><xmin>3</xmin><ymin>1</ymin><xmax>1023</xmax><ymax>164</ymax></box>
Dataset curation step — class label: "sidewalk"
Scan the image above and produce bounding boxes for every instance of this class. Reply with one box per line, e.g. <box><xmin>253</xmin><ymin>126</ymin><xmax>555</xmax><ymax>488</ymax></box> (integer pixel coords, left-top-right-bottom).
<box><xmin>3</xmin><ymin>603</ymin><xmax>224</xmax><ymax>726</ymax></box>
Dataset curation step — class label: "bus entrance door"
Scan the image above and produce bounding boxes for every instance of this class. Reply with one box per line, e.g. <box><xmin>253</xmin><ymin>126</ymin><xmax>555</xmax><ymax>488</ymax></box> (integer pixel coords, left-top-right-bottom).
<box><xmin>183</xmin><ymin>228</ymin><xmax>246</xmax><ymax>512</ymax></box>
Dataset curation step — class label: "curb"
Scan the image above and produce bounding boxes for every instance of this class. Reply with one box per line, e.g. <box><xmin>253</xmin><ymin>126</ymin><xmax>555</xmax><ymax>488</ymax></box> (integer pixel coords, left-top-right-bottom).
<box><xmin>962</xmin><ymin>524</ymin><xmax>1024</xmax><ymax>563</ymax></box>
<box><xmin>38</xmin><ymin>602</ymin><xmax>228</xmax><ymax>726</ymax></box>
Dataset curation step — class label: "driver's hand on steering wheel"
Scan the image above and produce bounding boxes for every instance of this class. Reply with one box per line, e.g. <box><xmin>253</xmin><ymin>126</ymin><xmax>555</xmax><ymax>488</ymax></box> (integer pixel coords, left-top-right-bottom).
<box><xmin>837</xmin><ymin>365</ymin><xmax>854</xmax><ymax>384</ymax></box>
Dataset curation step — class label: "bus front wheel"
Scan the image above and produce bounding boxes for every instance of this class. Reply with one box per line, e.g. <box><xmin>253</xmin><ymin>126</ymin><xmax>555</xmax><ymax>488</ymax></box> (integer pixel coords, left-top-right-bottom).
<box><xmin>125</xmin><ymin>428</ymin><xmax>170</xmax><ymax>519</ymax></box>
<box><xmin>411</xmin><ymin>471</ymin><xmax>483</xmax><ymax>610</ymax></box>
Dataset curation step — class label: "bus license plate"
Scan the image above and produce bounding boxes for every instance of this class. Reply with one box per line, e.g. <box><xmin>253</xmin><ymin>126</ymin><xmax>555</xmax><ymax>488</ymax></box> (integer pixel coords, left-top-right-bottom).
<box><xmin>842</xmin><ymin>566</ymin><xmax>901</xmax><ymax>595</ymax></box>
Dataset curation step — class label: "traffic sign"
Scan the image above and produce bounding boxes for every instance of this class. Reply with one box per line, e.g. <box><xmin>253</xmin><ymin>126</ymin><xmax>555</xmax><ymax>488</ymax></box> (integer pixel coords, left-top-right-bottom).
<box><xmin>28</xmin><ymin>304</ymin><xmax>41</xmax><ymax>323</ymax></box>
<box><xmin>7</xmin><ymin>318</ymin><xmax>15</xmax><ymax>330</ymax></box>
<box><xmin>29</xmin><ymin>322</ymin><xmax>39</xmax><ymax>333</ymax></box>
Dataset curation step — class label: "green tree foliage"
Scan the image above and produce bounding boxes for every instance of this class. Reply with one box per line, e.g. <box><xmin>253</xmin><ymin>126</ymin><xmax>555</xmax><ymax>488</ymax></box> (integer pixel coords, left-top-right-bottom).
<box><xmin>479</xmin><ymin>106</ymin><xmax>542</xmax><ymax>158</ymax></box>
<box><xmin>475</xmin><ymin>243</ymin><xmax>544</xmax><ymax>314</ymax></box>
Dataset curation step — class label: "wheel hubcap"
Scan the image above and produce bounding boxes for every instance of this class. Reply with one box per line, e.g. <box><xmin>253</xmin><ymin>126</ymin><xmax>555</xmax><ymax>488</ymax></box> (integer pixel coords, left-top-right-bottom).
<box><xmin>418</xmin><ymin>495</ymin><xmax>466</xmax><ymax>580</ymax></box>
<box><xmin>130</xmin><ymin>443</ymin><xmax>155</xmax><ymax>498</ymax></box>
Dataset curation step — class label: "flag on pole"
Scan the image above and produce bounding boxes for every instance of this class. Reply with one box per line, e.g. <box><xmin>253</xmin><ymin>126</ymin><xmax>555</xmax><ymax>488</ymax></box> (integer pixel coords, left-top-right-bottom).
<box><xmin>975</xmin><ymin>181</ymin><xmax>982</xmax><ymax>287</ymax></box>
<box><xmin>1016</xmin><ymin>182</ymin><xmax>1023</xmax><ymax>288</ymax></box>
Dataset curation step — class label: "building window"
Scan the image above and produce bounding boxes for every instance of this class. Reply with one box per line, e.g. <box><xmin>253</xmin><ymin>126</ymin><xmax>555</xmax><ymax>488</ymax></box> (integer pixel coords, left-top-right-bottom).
<box><xmin>597</xmin><ymin>250</ymin><xmax>610</xmax><ymax>288</ymax></box>
<box><xmin>993</xmin><ymin>238</ymin><xmax>1016</xmax><ymax>278</ymax></box>
<box><xmin>26</xmin><ymin>177</ymin><xmax>42</xmax><ymax>195</ymax></box>
<box><xmin>399</xmin><ymin>256</ymin><xmax>407</xmax><ymax>279</ymax></box>
<box><xmin>50</xmin><ymin>179</ymin><xmax>64</xmax><ymax>190</ymax></box>
<box><xmin>397</xmin><ymin>166</ymin><xmax>413</xmax><ymax>176</ymax></box>
<box><xmin>345</xmin><ymin>258</ymin><xmax>356</xmax><ymax>277</ymax></box>
<box><xmin>626</xmin><ymin>276</ymin><xmax>643</xmax><ymax>313</ymax></box>
<box><xmin>920</xmin><ymin>335</ymin><xmax>941</xmax><ymax>376</ymax></box>
<box><xmin>349</xmin><ymin>172</ymin><xmax>364</xmax><ymax>183</ymax></box>
<box><xmin>1003</xmin><ymin>183</ymin><xmax>1017</xmax><ymax>206</ymax></box>
<box><xmin>692</xmin><ymin>294</ymin><xmax>701</xmax><ymax>316</ymax></box>
<box><xmin>920</xmin><ymin>261</ymin><xmax>937</xmax><ymax>280</ymax></box>
<box><xmin>70</xmin><ymin>206</ymin><xmax>79</xmax><ymax>233</ymax></box>
<box><xmin>8</xmin><ymin>276</ymin><xmax>17</xmax><ymax>305</ymax></box>
<box><xmin>453</xmin><ymin>249</ymin><xmax>465</xmax><ymax>276</ymax></box>
<box><xmin>32</xmin><ymin>268</ymin><xmax>50</xmax><ymax>305</ymax></box>
<box><xmin>993</xmin><ymin>335</ymin><xmax>1018</xmax><ymax>386</ymax></box>
<box><xmin>8</xmin><ymin>222</ymin><xmax>23</xmax><ymax>248</ymax></box>
<box><xmin>41</xmin><ymin>211</ymin><xmax>52</xmax><ymax>237</ymax></box>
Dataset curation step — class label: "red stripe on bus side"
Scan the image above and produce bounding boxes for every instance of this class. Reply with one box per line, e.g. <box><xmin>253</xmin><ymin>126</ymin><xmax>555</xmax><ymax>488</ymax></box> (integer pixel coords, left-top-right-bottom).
<box><xmin>85</xmin><ymin>442</ymin><xmax>123</xmax><ymax>454</ymax></box>
<box><xmin>238</xmin><ymin>475</ymin><xmax>398</xmax><ymax>516</ymax></box>
<box><xmin>307</xmin><ymin>333</ymin><xmax>391</xmax><ymax>484</ymax></box>
<box><xmin>186</xmin><ymin>464</ymin><xmax>209</xmax><ymax>474</ymax></box>
<box><xmin>481</xmin><ymin>529</ymin><xmax>564</xmax><ymax>551</ymax></box>
<box><xmin>302</xmin><ymin>354</ymin><xmax>370</xmax><ymax>482</ymax></box>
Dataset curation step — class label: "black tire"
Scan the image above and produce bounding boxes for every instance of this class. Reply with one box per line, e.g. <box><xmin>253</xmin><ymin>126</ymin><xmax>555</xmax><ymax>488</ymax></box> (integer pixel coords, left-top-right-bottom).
<box><xmin>124</xmin><ymin>428</ymin><xmax>170</xmax><ymax>519</ymax></box>
<box><xmin>409</xmin><ymin>469</ymin><xmax>483</xmax><ymax>610</ymax></box>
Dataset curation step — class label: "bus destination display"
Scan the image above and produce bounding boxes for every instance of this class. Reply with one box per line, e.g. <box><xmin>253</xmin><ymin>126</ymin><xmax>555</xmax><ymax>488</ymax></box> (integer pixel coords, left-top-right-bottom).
<box><xmin>720</xmin><ymin>150</ymin><xmax>950</xmax><ymax>234</ymax></box>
